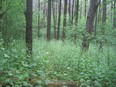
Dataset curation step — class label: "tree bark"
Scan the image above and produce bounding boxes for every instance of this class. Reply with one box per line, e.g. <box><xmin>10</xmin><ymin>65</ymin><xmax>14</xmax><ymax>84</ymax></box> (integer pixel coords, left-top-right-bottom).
<box><xmin>84</xmin><ymin>0</ymin><xmax>87</xmax><ymax>17</ymax></box>
<box><xmin>52</xmin><ymin>1</ymin><xmax>57</xmax><ymax>39</ymax></box>
<box><xmin>80</xmin><ymin>0</ymin><xmax>83</xmax><ymax>19</ymax></box>
<box><xmin>47</xmin><ymin>0</ymin><xmax>51</xmax><ymax>41</ymax></box>
<box><xmin>68</xmin><ymin>0</ymin><xmax>71</xmax><ymax>25</ymax></box>
<box><xmin>57</xmin><ymin>0</ymin><xmax>61</xmax><ymax>40</ymax></box>
<box><xmin>101</xmin><ymin>0</ymin><xmax>106</xmax><ymax>35</ymax></box>
<box><xmin>98</xmin><ymin>0</ymin><xmax>101</xmax><ymax>23</ymax></box>
<box><xmin>82</xmin><ymin>0</ymin><xmax>99</xmax><ymax>49</ymax></box>
<box><xmin>94</xmin><ymin>9</ymin><xmax>98</xmax><ymax>38</ymax></box>
<box><xmin>75</xmin><ymin>0</ymin><xmax>79</xmax><ymax>25</ymax></box>
<box><xmin>113</xmin><ymin>0</ymin><xmax>116</xmax><ymax>29</ymax></box>
<box><xmin>62</xmin><ymin>0</ymin><xmax>67</xmax><ymax>41</ymax></box>
<box><xmin>0</xmin><ymin>0</ymin><xmax>3</xmax><ymax>19</ymax></box>
<box><xmin>38</xmin><ymin>0</ymin><xmax>41</xmax><ymax>37</ymax></box>
<box><xmin>68</xmin><ymin>0</ymin><xmax>71</xmax><ymax>17</ymax></box>
<box><xmin>72</xmin><ymin>0</ymin><xmax>74</xmax><ymax>24</ymax></box>
<box><xmin>25</xmin><ymin>0</ymin><xmax>33</xmax><ymax>56</ymax></box>
<box><xmin>86</xmin><ymin>0</ymin><xmax>99</xmax><ymax>34</ymax></box>
<box><xmin>110</xmin><ymin>0</ymin><xmax>113</xmax><ymax>28</ymax></box>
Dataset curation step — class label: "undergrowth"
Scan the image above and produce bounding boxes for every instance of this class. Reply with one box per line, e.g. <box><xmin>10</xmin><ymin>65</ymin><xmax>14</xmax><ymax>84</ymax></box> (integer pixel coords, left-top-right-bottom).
<box><xmin>0</xmin><ymin>39</ymin><xmax>116</xmax><ymax>87</ymax></box>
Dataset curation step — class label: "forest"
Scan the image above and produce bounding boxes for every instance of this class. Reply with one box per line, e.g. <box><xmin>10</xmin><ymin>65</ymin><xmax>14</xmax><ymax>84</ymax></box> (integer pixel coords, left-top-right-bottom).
<box><xmin>0</xmin><ymin>0</ymin><xmax>116</xmax><ymax>87</ymax></box>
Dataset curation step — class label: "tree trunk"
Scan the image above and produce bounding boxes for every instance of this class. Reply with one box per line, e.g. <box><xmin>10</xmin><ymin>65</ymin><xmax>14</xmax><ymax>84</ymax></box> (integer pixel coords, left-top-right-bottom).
<box><xmin>2</xmin><ymin>11</ymin><xmax>8</xmax><ymax>48</ymax></box>
<box><xmin>110</xmin><ymin>0</ymin><xmax>113</xmax><ymax>28</ymax></box>
<box><xmin>0</xmin><ymin>0</ymin><xmax>3</xmax><ymax>19</ymax></box>
<box><xmin>55</xmin><ymin>2</ymin><xmax>58</xmax><ymax>23</ymax></box>
<box><xmin>72</xmin><ymin>0</ymin><xmax>74</xmax><ymax>24</ymax></box>
<box><xmin>62</xmin><ymin>0</ymin><xmax>67</xmax><ymax>41</ymax></box>
<box><xmin>68</xmin><ymin>0</ymin><xmax>71</xmax><ymax>18</ymax></box>
<box><xmin>86</xmin><ymin>0</ymin><xmax>99</xmax><ymax>34</ymax></box>
<box><xmin>68</xmin><ymin>0</ymin><xmax>71</xmax><ymax>25</ymax></box>
<box><xmin>98</xmin><ymin>0</ymin><xmax>101</xmax><ymax>23</ymax></box>
<box><xmin>80</xmin><ymin>0</ymin><xmax>83</xmax><ymax>19</ymax></box>
<box><xmin>57</xmin><ymin>0</ymin><xmax>61</xmax><ymax>40</ymax></box>
<box><xmin>94</xmin><ymin>9</ymin><xmax>98</xmax><ymax>38</ymax></box>
<box><xmin>25</xmin><ymin>0</ymin><xmax>33</xmax><ymax>56</ymax></box>
<box><xmin>84</xmin><ymin>0</ymin><xmax>87</xmax><ymax>17</ymax></box>
<box><xmin>47</xmin><ymin>0</ymin><xmax>51</xmax><ymax>41</ymax></box>
<box><xmin>102</xmin><ymin>0</ymin><xmax>106</xmax><ymax>34</ymax></box>
<box><xmin>113</xmin><ymin>0</ymin><xmax>116</xmax><ymax>29</ymax></box>
<box><xmin>52</xmin><ymin>1</ymin><xmax>57</xmax><ymax>39</ymax></box>
<box><xmin>38</xmin><ymin>0</ymin><xmax>41</xmax><ymax>37</ymax></box>
<box><xmin>75</xmin><ymin>0</ymin><xmax>79</xmax><ymax>25</ymax></box>
<box><xmin>82</xmin><ymin>0</ymin><xmax>99</xmax><ymax>49</ymax></box>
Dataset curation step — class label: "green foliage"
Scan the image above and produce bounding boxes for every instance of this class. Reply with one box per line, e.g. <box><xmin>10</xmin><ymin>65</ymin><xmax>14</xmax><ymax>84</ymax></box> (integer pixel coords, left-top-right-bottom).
<box><xmin>33</xmin><ymin>39</ymin><xmax>116</xmax><ymax>86</ymax></box>
<box><xmin>0</xmin><ymin>0</ymin><xmax>25</xmax><ymax>48</ymax></box>
<box><xmin>66</xmin><ymin>17</ymin><xmax>86</xmax><ymax>42</ymax></box>
<box><xmin>0</xmin><ymin>0</ymin><xmax>116</xmax><ymax>87</ymax></box>
<box><xmin>1</xmin><ymin>39</ymin><xmax>116</xmax><ymax>86</ymax></box>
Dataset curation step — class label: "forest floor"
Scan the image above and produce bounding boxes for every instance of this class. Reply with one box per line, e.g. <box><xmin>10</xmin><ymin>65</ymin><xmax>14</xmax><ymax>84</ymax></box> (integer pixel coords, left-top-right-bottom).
<box><xmin>0</xmin><ymin>39</ymin><xmax>116</xmax><ymax>86</ymax></box>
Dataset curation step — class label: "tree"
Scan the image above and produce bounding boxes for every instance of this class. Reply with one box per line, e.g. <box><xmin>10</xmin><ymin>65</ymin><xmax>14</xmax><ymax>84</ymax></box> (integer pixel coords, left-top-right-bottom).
<box><xmin>71</xmin><ymin>0</ymin><xmax>74</xmax><ymax>24</ymax></box>
<box><xmin>110</xmin><ymin>0</ymin><xmax>113</xmax><ymax>28</ymax></box>
<box><xmin>47</xmin><ymin>0</ymin><xmax>51</xmax><ymax>41</ymax></box>
<box><xmin>52</xmin><ymin>0</ymin><xmax>57</xmax><ymax>39</ymax></box>
<box><xmin>25</xmin><ymin>0</ymin><xmax>33</xmax><ymax>56</ymax></box>
<box><xmin>68</xmin><ymin>0</ymin><xmax>71</xmax><ymax>20</ymax></box>
<box><xmin>38</xmin><ymin>0</ymin><xmax>41</xmax><ymax>37</ymax></box>
<box><xmin>98</xmin><ymin>0</ymin><xmax>102</xmax><ymax>23</ymax></box>
<box><xmin>84</xmin><ymin>0</ymin><xmax>87</xmax><ymax>17</ymax></box>
<box><xmin>94</xmin><ymin>9</ymin><xmax>98</xmax><ymax>38</ymax></box>
<box><xmin>62</xmin><ymin>0</ymin><xmax>67</xmax><ymax>41</ymax></box>
<box><xmin>80</xmin><ymin>0</ymin><xmax>83</xmax><ymax>19</ymax></box>
<box><xmin>82</xmin><ymin>0</ymin><xmax>99</xmax><ymax>49</ymax></box>
<box><xmin>75</xmin><ymin>0</ymin><xmax>79</xmax><ymax>25</ymax></box>
<box><xmin>102</xmin><ymin>0</ymin><xmax>106</xmax><ymax>34</ymax></box>
<box><xmin>86</xmin><ymin>0</ymin><xmax>99</xmax><ymax>34</ymax></box>
<box><xmin>113</xmin><ymin>0</ymin><xmax>116</xmax><ymax>28</ymax></box>
<box><xmin>57</xmin><ymin>0</ymin><xmax>61</xmax><ymax>40</ymax></box>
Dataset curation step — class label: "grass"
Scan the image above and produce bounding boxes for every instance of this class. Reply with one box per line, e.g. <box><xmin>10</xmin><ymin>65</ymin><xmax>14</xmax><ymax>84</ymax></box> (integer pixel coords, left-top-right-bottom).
<box><xmin>0</xmin><ymin>38</ymin><xmax>116</xmax><ymax>86</ymax></box>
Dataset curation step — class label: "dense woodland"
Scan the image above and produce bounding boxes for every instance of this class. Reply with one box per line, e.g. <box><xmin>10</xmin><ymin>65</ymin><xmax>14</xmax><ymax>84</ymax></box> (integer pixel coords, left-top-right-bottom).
<box><xmin>0</xmin><ymin>0</ymin><xmax>116</xmax><ymax>87</ymax></box>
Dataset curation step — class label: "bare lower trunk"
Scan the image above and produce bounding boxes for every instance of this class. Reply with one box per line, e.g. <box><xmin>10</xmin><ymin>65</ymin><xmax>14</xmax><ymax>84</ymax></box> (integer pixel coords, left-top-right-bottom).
<box><xmin>57</xmin><ymin>0</ymin><xmax>61</xmax><ymax>40</ymax></box>
<box><xmin>52</xmin><ymin>1</ymin><xmax>57</xmax><ymax>39</ymax></box>
<box><xmin>82</xmin><ymin>0</ymin><xmax>99</xmax><ymax>49</ymax></box>
<box><xmin>25</xmin><ymin>0</ymin><xmax>33</xmax><ymax>56</ymax></box>
<box><xmin>113</xmin><ymin>0</ymin><xmax>116</xmax><ymax>28</ymax></box>
<box><xmin>47</xmin><ymin>0</ymin><xmax>51</xmax><ymax>41</ymax></box>
<box><xmin>62</xmin><ymin>0</ymin><xmax>67</xmax><ymax>41</ymax></box>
